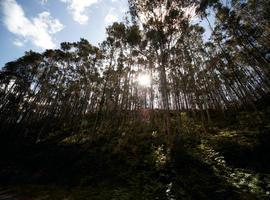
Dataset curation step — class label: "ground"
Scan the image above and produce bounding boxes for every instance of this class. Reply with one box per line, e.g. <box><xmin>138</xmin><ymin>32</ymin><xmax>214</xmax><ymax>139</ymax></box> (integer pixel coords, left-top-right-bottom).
<box><xmin>0</xmin><ymin>110</ymin><xmax>270</xmax><ymax>200</ymax></box>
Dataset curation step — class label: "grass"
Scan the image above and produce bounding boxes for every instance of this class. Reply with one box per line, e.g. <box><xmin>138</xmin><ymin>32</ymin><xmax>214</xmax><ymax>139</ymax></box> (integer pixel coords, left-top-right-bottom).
<box><xmin>1</xmin><ymin>110</ymin><xmax>270</xmax><ymax>199</ymax></box>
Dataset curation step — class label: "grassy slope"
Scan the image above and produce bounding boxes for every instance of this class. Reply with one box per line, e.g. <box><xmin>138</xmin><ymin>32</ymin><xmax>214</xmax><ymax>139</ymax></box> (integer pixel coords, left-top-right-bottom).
<box><xmin>0</xmin><ymin>110</ymin><xmax>270</xmax><ymax>199</ymax></box>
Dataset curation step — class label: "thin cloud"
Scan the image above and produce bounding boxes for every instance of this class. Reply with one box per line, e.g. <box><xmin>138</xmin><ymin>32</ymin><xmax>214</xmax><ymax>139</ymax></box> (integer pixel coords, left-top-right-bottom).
<box><xmin>13</xmin><ymin>39</ymin><xmax>24</xmax><ymax>47</ymax></box>
<box><xmin>104</xmin><ymin>8</ymin><xmax>118</xmax><ymax>25</ymax></box>
<box><xmin>1</xmin><ymin>0</ymin><xmax>64</xmax><ymax>49</ymax></box>
<box><xmin>40</xmin><ymin>0</ymin><xmax>48</xmax><ymax>5</ymax></box>
<box><xmin>110</xmin><ymin>0</ymin><xmax>128</xmax><ymax>14</ymax></box>
<box><xmin>60</xmin><ymin>0</ymin><xmax>98</xmax><ymax>25</ymax></box>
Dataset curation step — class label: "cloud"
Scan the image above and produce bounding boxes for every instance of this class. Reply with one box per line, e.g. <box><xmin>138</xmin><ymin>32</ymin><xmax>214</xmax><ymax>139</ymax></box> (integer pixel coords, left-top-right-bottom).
<box><xmin>110</xmin><ymin>0</ymin><xmax>128</xmax><ymax>13</ymax></box>
<box><xmin>40</xmin><ymin>0</ymin><xmax>48</xmax><ymax>5</ymax></box>
<box><xmin>104</xmin><ymin>8</ymin><xmax>118</xmax><ymax>25</ymax></box>
<box><xmin>1</xmin><ymin>0</ymin><xmax>64</xmax><ymax>49</ymax></box>
<box><xmin>60</xmin><ymin>0</ymin><xmax>98</xmax><ymax>25</ymax></box>
<box><xmin>13</xmin><ymin>39</ymin><xmax>24</xmax><ymax>47</ymax></box>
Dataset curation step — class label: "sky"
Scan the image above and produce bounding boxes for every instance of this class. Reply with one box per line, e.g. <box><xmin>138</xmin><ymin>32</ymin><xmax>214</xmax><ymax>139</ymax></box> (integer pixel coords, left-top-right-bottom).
<box><xmin>0</xmin><ymin>0</ymin><xmax>215</xmax><ymax>69</ymax></box>
<box><xmin>0</xmin><ymin>0</ymin><xmax>129</xmax><ymax>68</ymax></box>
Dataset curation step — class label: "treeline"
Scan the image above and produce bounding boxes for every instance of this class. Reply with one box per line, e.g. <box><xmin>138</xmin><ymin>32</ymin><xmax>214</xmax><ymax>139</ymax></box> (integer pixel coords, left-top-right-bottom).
<box><xmin>0</xmin><ymin>0</ymin><xmax>269</xmax><ymax>140</ymax></box>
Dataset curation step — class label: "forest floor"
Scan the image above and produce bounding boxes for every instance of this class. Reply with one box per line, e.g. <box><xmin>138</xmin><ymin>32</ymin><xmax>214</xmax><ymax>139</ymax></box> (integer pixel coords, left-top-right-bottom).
<box><xmin>0</xmin><ymin>111</ymin><xmax>270</xmax><ymax>200</ymax></box>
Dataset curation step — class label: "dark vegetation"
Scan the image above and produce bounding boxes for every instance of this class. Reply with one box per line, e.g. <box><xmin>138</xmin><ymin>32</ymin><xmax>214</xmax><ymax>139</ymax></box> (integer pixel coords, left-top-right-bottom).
<box><xmin>1</xmin><ymin>110</ymin><xmax>270</xmax><ymax>199</ymax></box>
<box><xmin>1</xmin><ymin>0</ymin><xmax>270</xmax><ymax>199</ymax></box>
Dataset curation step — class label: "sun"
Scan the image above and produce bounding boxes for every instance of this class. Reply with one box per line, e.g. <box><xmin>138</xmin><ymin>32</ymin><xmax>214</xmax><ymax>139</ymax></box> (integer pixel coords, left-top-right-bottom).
<box><xmin>137</xmin><ymin>73</ymin><xmax>151</xmax><ymax>87</ymax></box>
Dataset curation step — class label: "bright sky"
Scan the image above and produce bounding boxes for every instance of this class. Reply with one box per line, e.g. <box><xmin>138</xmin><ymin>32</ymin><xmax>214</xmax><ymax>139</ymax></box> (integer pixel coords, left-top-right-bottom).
<box><xmin>0</xmin><ymin>0</ymin><xmax>129</xmax><ymax>68</ymax></box>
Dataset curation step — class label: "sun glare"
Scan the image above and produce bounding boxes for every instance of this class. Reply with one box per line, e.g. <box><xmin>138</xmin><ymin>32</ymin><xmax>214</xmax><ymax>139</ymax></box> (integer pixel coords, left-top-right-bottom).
<box><xmin>137</xmin><ymin>73</ymin><xmax>151</xmax><ymax>87</ymax></box>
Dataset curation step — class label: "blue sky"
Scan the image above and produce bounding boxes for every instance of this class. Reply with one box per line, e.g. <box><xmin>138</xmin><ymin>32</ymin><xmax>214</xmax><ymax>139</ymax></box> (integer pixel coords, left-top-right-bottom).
<box><xmin>0</xmin><ymin>0</ymin><xmax>129</xmax><ymax>68</ymax></box>
<box><xmin>0</xmin><ymin>0</ymin><xmax>214</xmax><ymax>69</ymax></box>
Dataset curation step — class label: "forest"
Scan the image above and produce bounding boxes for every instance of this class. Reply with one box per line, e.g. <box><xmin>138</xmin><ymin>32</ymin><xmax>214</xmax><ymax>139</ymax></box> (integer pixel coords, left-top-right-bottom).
<box><xmin>0</xmin><ymin>0</ymin><xmax>270</xmax><ymax>199</ymax></box>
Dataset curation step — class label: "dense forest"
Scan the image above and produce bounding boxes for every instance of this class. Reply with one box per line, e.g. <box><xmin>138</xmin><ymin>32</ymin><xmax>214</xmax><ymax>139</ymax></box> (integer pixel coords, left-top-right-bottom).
<box><xmin>0</xmin><ymin>0</ymin><xmax>270</xmax><ymax>199</ymax></box>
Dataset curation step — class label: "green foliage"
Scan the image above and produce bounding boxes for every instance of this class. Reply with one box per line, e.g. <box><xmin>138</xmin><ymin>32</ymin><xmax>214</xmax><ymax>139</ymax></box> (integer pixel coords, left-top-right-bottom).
<box><xmin>1</xmin><ymin>110</ymin><xmax>270</xmax><ymax>199</ymax></box>
<box><xmin>236</xmin><ymin>112</ymin><xmax>264</xmax><ymax>129</ymax></box>
<box><xmin>126</xmin><ymin>25</ymin><xmax>141</xmax><ymax>46</ymax></box>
